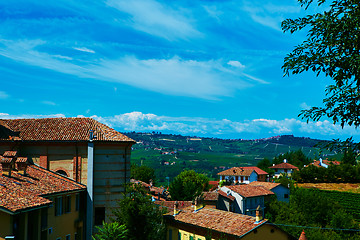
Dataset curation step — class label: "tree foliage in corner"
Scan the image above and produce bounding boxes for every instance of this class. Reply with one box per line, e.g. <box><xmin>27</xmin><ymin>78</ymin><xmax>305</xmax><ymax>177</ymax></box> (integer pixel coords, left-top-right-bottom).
<box><xmin>169</xmin><ymin>170</ymin><xmax>210</xmax><ymax>201</ymax></box>
<box><xmin>131</xmin><ymin>164</ymin><xmax>156</xmax><ymax>184</ymax></box>
<box><xmin>282</xmin><ymin>0</ymin><xmax>360</xmax><ymax>128</ymax></box>
<box><xmin>113</xmin><ymin>183</ymin><xmax>166</xmax><ymax>240</ymax></box>
<box><xmin>93</xmin><ymin>222</ymin><xmax>128</xmax><ymax>240</ymax></box>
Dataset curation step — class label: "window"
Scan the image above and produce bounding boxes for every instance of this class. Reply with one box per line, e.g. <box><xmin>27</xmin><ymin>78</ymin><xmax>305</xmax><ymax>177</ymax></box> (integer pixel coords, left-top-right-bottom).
<box><xmin>55</xmin><ymin>197</ymin><xmax>63</xmax><ymax>216</ymax></box>
<box><xmin>190</xmin><ymin>236</ymin><xmax>194</xmax><ymax>240</ymax></box>
<box><xmin>284</xmin><ymin>194</ymin><xmax>289</xmax><ymax>199</ymax></box>
<box><xmin>178</xmin><ymin>232</ymin><xmax>181</xmax><ymax>240</ymax></box>
<box><xmin>75</xmin><ymin>194</ymin><xmax>80</xmax><ymax>211</ymax></box>
<box><xmin>65</xmin><ymin>195</ymin><xmax>71</xmax><ymax>213</ymax></box>
<box><xmin>94</xmin><ymin>207</ymin><xmax>105</xmax><ymax>225</ymax></box>
<box><xmin>66</xmin><ymin>234</ymin><xmax>70</xmax><ymax>240</ymax></box>
<box><xmin>168</xmin><ymin>229</ymin><xmax>172</xmax><ymax>240</ymax></box>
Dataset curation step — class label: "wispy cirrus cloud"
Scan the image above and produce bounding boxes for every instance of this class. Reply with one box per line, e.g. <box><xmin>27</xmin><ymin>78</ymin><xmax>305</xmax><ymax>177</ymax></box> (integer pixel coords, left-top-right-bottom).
<box><xmin>0</xmin><ymin>91</ymin><xmax>9</xmax><ymax>99</ymax></box>
<box><xmin>106</xmin><ymin>0</ymin><xmax>200</xmax><ymax>40</ymax></box>
<box><xmin>0</xmin><ymin>38</ymin><xmax>266</xmax><ymax>99</ymax></box>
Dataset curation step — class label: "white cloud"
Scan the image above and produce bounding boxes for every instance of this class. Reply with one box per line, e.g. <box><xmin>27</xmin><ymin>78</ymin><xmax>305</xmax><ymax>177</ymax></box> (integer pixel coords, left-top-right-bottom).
<box><xmin>0</xmin><ymin>91</ymin><xmax>9</xmax><ymax>99</ymax></box>
<box><xmin>300</xmin><ymin>102</ymin><xmax>311</xmax><ymax>110</ymax></box>
<box><xmin>92</xmin><ymin>112</ymin><xmax>360</xmax><ymax>140</ymax></box>
<box><xmin>42</xmin><ymin>100</ymin><xmax>56</xmax><ymax>106</ymax></box>
<box><xmin>0</xmin><ymin>113</ymin><xmax>65</xmax><ymax>119</ymax></box>
<box><xmin>227</xmin><ymin>60</ymin><xmax>245</xmax><ymax>68</ymax></box>
<box><xmin>73</xmin><ymin>47</ymin><xmax>95</xmax><ymax>53</ymax></box>
<box><xmin>0</xmin><ymin>39</ymin><xmax>266</xmax><ymax>100</ymax></box>
<box><xmin>106</xmin><ymin>0</ymin><xmax>200</xmax><ymax>40</ymax></box>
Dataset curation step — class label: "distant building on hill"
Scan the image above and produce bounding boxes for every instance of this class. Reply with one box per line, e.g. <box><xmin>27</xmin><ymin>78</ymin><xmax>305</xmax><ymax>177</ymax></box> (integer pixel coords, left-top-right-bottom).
<box><xmin>269</xmin><ymin>160</ymin><xmax>299</xmax><ymax>178</ymax></box>
<box><xmin>217</xmin><ymin>166</ymin><xmax>268</xmax><ymax>184</ymax></box>
<box><xmin>308</xmin><ymin>158</ymin><xmax>340</xmax><ymax>168</ymax></box>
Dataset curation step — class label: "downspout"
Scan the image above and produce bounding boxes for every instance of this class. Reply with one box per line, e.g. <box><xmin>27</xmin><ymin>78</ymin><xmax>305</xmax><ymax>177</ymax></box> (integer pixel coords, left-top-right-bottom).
<box><xmin>86</xmin><ymin>131</ymin><xmax>94</xmax><ymax>240</ymax></box>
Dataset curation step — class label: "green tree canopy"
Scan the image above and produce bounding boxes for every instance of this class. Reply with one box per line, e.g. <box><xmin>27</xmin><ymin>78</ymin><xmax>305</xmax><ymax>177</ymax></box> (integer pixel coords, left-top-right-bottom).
<box><xmin>282</xmin><ymin>0</ymin><xmax>360</xmax><ymax>128</ymax></box>
<box><xmin>92</xmin><ymin>222</ymin><xmax>128</xmax><ymax>240</ymax></box>
<box><xmin>169</xmin><ymin>170</ymin><xmax>210</xmax><ymax>201</ymax></box>
<box><xmin>113</xmin><ymin>183</ymin><xmax>166</xmax><ymax>240</ymax></box>
<box><xmin>131</xmin><ymin>164</ymin><xmax>156</xmax><ymax>184</ymax></box>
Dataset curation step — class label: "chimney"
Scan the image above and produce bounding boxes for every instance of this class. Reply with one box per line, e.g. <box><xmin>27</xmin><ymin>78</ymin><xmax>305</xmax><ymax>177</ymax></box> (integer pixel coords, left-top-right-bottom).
<box><xmin>1</xmin><ymin>157</ymin><xmax>15</xmax><ymax>176</ymax></box>
<box><xmin>283</xmin><ymin>159</ymin><xmax>287</xmax><ymax>163</ymax></box>
<box><xmin>193</xmin><ymin>196</ymin><xmax>204</xmax><ymax>212</ymax></box>
<box><xmin>16</xmin><ymin>157</ymin><xmax>29</xmax><ymax>175</ymax></box>
<box><xmin>319</xmin><ymin>158</ymin><xmax>323</xmax><ymax>166</ymax></box>
<box><xmin>255</xmin><ymin>205</ymin><xmax>262</xmax><ymax>223</ymax></box>
<box><xmin>173</xmin><ymin>201</ymin><xmax>180</xmax><ymax>216</ymax></box>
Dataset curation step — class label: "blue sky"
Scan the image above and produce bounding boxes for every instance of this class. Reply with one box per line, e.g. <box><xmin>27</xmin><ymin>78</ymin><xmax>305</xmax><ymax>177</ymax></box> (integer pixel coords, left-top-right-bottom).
<box><xmin>1</xmin><ymin>0</ymin><xmax>359</xmax><ymax>141</ymax></box>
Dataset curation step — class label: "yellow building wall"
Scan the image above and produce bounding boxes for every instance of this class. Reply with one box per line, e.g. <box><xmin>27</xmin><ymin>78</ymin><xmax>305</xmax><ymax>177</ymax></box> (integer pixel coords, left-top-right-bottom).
<box><xmin>167</xmin><ymin>226</ymin><xmax>215</xmax><ymax>240</ymax></box>
<box><xmin>0</xmin><ymin>211</ymin><xmax>12</xmax><ymax>240</ymax></box>
<box><xmin>242</xmin><ymin>224</ymin><xmax>291</xmax><ymax>240</ymax></box>
<box><xmin>47</xmin><ymin>193</ymin><xmax>83</xmax><ymax>240</ymax></box>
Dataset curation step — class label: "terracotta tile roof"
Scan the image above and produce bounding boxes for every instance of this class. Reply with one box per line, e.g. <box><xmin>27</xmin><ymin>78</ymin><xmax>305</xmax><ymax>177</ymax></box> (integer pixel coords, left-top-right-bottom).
<box><xmin>309</xmin><ymin>159</ymin><xmax>340</xmax><ymax>168</ymax></box>
<box><xmin>0</xmin><ymin>118</ymin><xmax>135</xmax><ymax>142</ymax></box>
<box><xmin>203</xmin><ymin>191</ymin><xmax>219</xmax><ymax>201</ymax></box>
<box><xmin>226</xmin><ymin>185</ymin><xmax>274</xmax><ymax>198</ymax></box>
<box><xmin>218</xmin><ymin>189</ymin><xmax>235</xmax><ymax>201</ymax></box>
<box><xmin>154</xmin><ymin>200</ymin><xmax>192</xmax><ymax>213</ymax></box>
<box><xmin>248</xmin><ymin>181</ymin><xmax>283</xmax><ymax>190</ymax></box>
<box><xmin>3</xmin><ymin>151</ymin><xmax>17</xmax><ymax>157</ymax></box>
<box><xmin>0</xmin><ymin>164</ymin><xmax>86</xmax><ymax>213</ymax></box>
<box><xmin>240</xmin><ymin>166</ymin><xmax>268</xmax><ymax>175</ymax></box>
<box><xmin>269</xmin><ymin>162</ymin><xmax>299</xmax><ymax>170</ymax></box>
<box><xmin>166</xmin><ymin>207</ymin><xmax>267</xmax><ymax>237</ymax></box>
<box><xmin>217</xmin><ymin>167</ymin><xmax>256</xmax><ymax>177</ymax></box>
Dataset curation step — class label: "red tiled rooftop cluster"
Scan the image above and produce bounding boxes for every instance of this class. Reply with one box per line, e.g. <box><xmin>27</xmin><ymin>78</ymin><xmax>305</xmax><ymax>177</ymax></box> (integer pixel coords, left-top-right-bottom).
<box><xmin>248</xmin><ymin>181</ymin><xmax>282</xmax><ymax>190</ymax></box>
<box><xmin>269</xmin><ymin>162</ymin><xmax>299</xmax><ymax>170</ymax></box>
<box><xmin>227</xmin><ymin>185</ymin><xmax>274</xmax><ymax>198</ymax></box>
<box><xmin>217</xmin><ymin>167</ymin><xmax>255</xmax><ymax>177</ymax></box>
<box><xmin>166</xmin><ymin>207</ymin><xmax>267</xmax><ymax>237</ymax></box>
<box><xmin>0</xmin><ymin>118</ymin><xmax>135</xmax><ymax>142</ymax></box>
<box><xmin>0</xmin><ymin>163</ymin><xmax>86</xmax><ymax>213</ymax></box>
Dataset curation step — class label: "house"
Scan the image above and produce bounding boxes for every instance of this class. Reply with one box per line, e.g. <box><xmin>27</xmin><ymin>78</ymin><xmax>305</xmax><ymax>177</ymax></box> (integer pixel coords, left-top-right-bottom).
<box><xmin>269</xmin><ymin>160</ymin><xmax>299</xmax><ymax>178</ymax></box>
<box><xmin>217</xmin><ymin>167</ymin><xmax>258</xmax><ymax>184</ymax></box>
<box><xmin>164</xmin><ymin>202</ymin><xmax>296</xmax><ymax>240</ymax></box>
<box><xmin>219</xmin><ymin>185</ymin><xmax>274</xmax><ymax>216</ymax></box>
<box><xmin>249</xmin><ymin>181</ymin><xmax>290</xmax><ymax>202</ymax></box>
<box><xmin>0</xmin><ymin>153</ymin><xmax>86</xmax><ymax>240</ymax></box>
<box><xmin>239</xmin><ymin>167</ymin><xmax>268</xmax><ymax>182</ymax></box>
<box><xmin>0</xmin><ymin>117</ymin><xmax>136</xmax><ymax>237</ymax></box>
<box><xmin>308</xmin><ymin>158</ymin><xmax>340</xmax><ymax>168</ymax></box>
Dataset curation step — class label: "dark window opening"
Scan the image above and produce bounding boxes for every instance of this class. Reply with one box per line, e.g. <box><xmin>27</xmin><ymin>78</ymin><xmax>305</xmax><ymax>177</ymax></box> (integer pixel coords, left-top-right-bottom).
<box><xmin>284</xmin><ymin>194</ymin><xmax>289</xmax><ymax>199</ymax></box>
<box><xmin>56</xmin><ymin>170</ymin><xmax>68</xmax><ymax>177</ymax></box>
<box><xmin>94</xmin><ymin>207</ymin><xmax>106</xmax><ymax>225</ymax></box>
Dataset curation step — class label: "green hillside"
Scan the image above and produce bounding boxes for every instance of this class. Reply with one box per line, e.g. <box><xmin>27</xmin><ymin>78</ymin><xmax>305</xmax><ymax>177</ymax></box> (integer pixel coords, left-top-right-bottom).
<box><xmin>124</xmin><ymin>132</ymin><xmax>340</xmax><ymax>186</ymax></box>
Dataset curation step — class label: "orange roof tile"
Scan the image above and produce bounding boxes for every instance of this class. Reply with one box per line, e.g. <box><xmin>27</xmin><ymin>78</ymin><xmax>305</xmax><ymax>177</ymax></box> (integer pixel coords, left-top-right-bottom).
<box><xmin>227</xmin><ymin>185</ymin><xmax>274</xmax><ymax>198</ymax></box>
<box><xmin>154</xmin><ymin>200</ymin><xmax>192</xmax><ymax>213</ymax></box>
<box><xmin>203</xmin><ymin>191</ymin><xmax>219</xmax><ymax>201</ymax></box>
<box><xmin>166</xmin><ymin>207</ymin><xmax>267</xmax><ymax>237</ymax></box>
<box><xmin>240</xmin><ymin>166</ymin><xmax>268</xmax><ymax>175</ymax></box>
<box><xmin>0</xmin><ymin>164</ymin><xmax>86</xmax><ymax>213</ymax></box>
<box><xmin>269</xmin><ymin>162</ymin><xmax>299</xmax><ymax>170</ymax></box>
<box><xmin>0</xmin><ymin>118</ymin><xmax>135</xmax><ymax>142</ymax></box>
<box><xmin>218</xmin><ymin>189</ymin><xmax>235</xmax><ymax>201</ymax></box>
<box><xmin>217</xmin><ymin>167</ymin><xmax>256</xmax><ymax>176</ymax></box>
<box><xmin>248</xmin><ymin>181</ymin><xmax>283</xmax><ymax>190</ymax></box>
<box><xmin>309</xmin><ymin>159</ymin><xmax>340</xmax><ymax>168</ymax></box>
